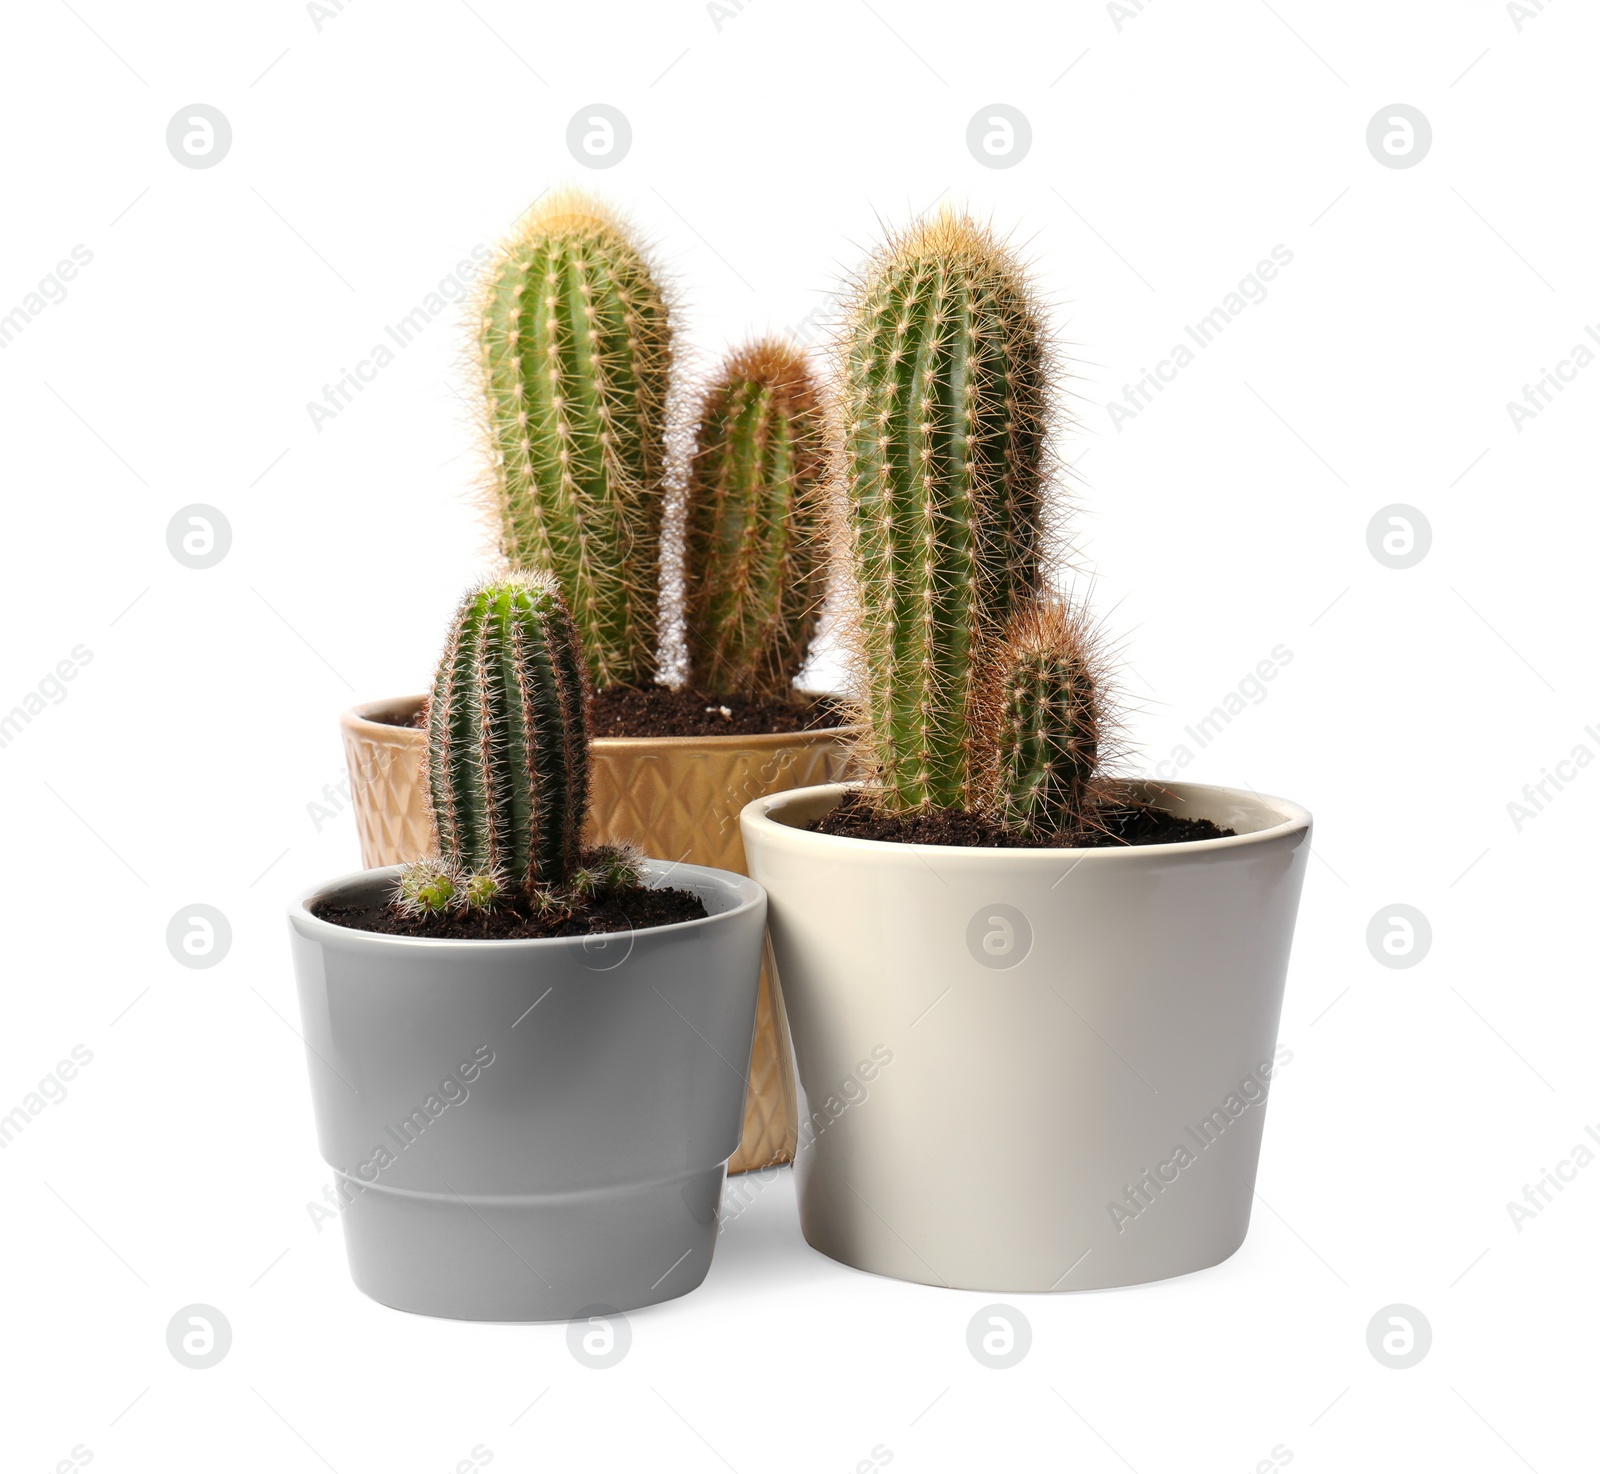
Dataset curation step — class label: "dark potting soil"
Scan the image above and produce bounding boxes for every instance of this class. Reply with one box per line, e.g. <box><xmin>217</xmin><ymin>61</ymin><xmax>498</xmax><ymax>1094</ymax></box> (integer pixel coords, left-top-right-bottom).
<box><xmin>589</xmin><ymin>686</ymin><xmax>847</xmax><ymax>738</ymax></box>
<box><xmin>810</xmin><ymin>792</ymin><xmax>1235</xmax><ymax>849</ymax></box>
<box><xmin>311</xmin><ymin>884</ymin><xmax>707</xmax><ymax>940</ymax></box>
<box><xmin>377</xmin><ymin>688</ymin><xmax>847</xmax><ymax>739</ymax></box>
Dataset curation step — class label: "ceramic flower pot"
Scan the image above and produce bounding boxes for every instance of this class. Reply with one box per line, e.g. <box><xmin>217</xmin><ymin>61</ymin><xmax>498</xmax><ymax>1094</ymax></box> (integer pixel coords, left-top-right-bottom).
<box><xmin>340</xmin><ymin>695</ymin><xmax>854</xmax><ymax>1173</ymax></box>
<box><xmin>287</xmin><ymin>860</ymin><xmax>766</xmax><ymax>1321</ymax></box>
<box><xmin>740</xmin><ymin>781</ymin><xmax>1312</xmax><ymax>1293</ymax></box>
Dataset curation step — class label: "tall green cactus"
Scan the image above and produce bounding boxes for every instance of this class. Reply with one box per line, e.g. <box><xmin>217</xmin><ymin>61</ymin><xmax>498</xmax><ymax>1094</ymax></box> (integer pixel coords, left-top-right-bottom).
<box><xmin>478</xmin><ymin>193</ymin><xmax>673</xmax><ymax>689</ymax></box>
<box><xmin>979</xmin><ymin>600</ymin><xmax>1102</xmax><ymax>838</ymax></box>
<box><xmin>683</xmin><ymin>339</ymin><xmax>826</xmax><ymax>699</ymax></box>
<box><xmin>836</xmin><ymin>211</ymin><xmax>1052</xmax><ymax>812</ymax></box>
<box><xmin>421</xmin><ymin>573</ymin><xmax>592</xmax><ymax>898</ymax></box>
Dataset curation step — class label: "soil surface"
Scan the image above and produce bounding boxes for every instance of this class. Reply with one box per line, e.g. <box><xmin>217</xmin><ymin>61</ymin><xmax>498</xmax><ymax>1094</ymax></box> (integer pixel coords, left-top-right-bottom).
<box><xmin>810</xmin><ymin>792</ymin><xmax>1235</xmax><ymax>849</ymax></box>
<box><xmin>379</xmin><ymin>687</ymin><xmax>847</xmax><ymax>739</ymax></box>
<box><xmin>589</xmin><ymin>686</ymin><xmax>847</xmax><ymax>738</ymax></box>
<box><xmin>311</xmin><ymin>884</ymin><xmax>707</xmax><ymax>940</ymax></box>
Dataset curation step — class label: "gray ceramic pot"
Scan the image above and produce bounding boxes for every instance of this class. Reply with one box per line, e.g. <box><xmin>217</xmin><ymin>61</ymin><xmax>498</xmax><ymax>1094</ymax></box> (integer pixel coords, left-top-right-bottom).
<box><xmin>287</xmin><ymin>860</ymin><xmax>766</xmax><ymax>1321</ymax></box>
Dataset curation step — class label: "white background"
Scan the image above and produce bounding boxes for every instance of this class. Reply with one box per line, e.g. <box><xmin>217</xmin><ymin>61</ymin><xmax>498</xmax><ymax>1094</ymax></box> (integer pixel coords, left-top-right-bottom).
<box><xmin>2</xmin><ymin>0</ymin><xmax>1596</xmax><ymax>1469</ymax></box>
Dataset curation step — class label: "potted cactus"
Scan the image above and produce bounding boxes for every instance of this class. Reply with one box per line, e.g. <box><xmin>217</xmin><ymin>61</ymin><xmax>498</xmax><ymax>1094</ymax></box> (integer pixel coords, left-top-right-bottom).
<box><xmin>341</xmin><ymin>193</ymin><xmax>852</xmax><ymax>1175</ymax></box>
<box><xmin>739</xmin><ymin>212</ymin><xmax>1312</xmax><ymax>1293</ymax></box>
<box><xmin>291</xmin><ymin>575</ymin><xmax>766</xmax><ymax>1320</ymax></box>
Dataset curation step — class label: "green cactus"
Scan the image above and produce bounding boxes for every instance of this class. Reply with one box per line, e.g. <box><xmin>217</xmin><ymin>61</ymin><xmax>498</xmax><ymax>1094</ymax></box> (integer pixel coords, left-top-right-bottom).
<box><xmin>478</xmin><ymin>192</ymin><xmax>673</xmax><ymax>689</ymax></box>
<box><xmin>417</xmin><ymin>573</ymin><xmax>593</xmax><ymax>904</ymax></box>
<box><xmin>395</xmin><ymin>857</ymin><xmax>461</xmax><ymax>917</ymax></box>
<box><xmin>683</xmin><ymin>339</ymin><xmax>827</xmax><ymax>699</ymax></box>
<box><xmin>835</xmin><ymin>210</ymin><xmax>1052</xmax><ymax>812</ymax></box>
<box><xmin>979</xmin><ymin>600</ymin><xmax>1102</xmax><ymax>838</ymax></box>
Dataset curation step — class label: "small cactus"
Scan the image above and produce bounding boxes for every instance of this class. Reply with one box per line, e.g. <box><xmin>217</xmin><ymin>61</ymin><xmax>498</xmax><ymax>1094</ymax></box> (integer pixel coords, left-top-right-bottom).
<box><xmin>462</xmin><ymin>869</ymin><xmax>504</xmax><ymax>910</ymax></box>
<box><xmin>478</xmin><ymin>192</ymin><xmax>673</xmax><ymax>689</ymax></box>
<box><xmin>978</xmin><ymin>600</ymin><xmax>1106</xmax><ymax>839</ymax></box>
<box><xmin>395</xmin><ymin>857</ymin><xmax>461</xmax><ymax>916</ymax></box>
<box><xmin>569</xmin><ymin>842</ymin><xmax>647</xmax><ymax>898</ymax></box>
<box><xmin>683</xmin><ymin>340</ymin><xmax>827</xmax><ymax>699</ymax></box>
<box><xmin>833</xmin><ymin>210</ymin><xmax>1053</xmax><ymax>813</ymax></box>
<box><xmin>418</xmin><ymin>573</ymin><xmax>592</xmax><ymax>900</ymax></box>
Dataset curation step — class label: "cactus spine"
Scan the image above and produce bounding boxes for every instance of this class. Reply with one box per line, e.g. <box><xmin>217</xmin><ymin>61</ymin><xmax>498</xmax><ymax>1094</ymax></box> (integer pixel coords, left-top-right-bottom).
<box><xmin>478</xmin><ymin>193</ymin><xmax>673</xmax><ymax>689</ymax></box>
<box><xmin>835</xmin><ymin>211</ymin><xmax>1052</xmax><ymax>812</ymax></box>
<box><xmin>979</xmin><ymin>601</ymin><xmax>1103</xmax><ymax>838</ymax></box>
<box><xmin>683</xmin><ymin>340</ymin><xmax>826</xmax><ymax>699</ymax></box>
<box><xmin>423</xmin><ymin>573</ymin><xmax>591</xmax><ymax>897</ymax></box>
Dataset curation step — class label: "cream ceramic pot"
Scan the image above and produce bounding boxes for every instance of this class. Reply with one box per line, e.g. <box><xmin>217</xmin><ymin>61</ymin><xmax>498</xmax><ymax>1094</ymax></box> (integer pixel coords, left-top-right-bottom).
<box><xmin>740</xmin><ymin>781</ymin><xmax>1312</xmax><ymax>1293</ymax></box>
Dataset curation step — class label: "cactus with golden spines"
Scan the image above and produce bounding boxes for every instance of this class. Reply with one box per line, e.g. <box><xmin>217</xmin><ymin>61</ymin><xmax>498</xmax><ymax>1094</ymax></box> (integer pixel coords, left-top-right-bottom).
<box><xmin>478</xmin><ymin>193</ymin><xmax>673</xmax><ymax>689</ymax></box>
<box><xmin>683</xmin><ymin>339</ymin><xmax>827</xmax><ymax>699</ymax></box>
<box><xmin>833</xmin><ymin>210</ymin><xmax>1060</xmax><ymax>814</ymax></box>
<box><xmin>978</xmin><ymin>600</ymin><xmax>1105</xmax><ymax>839</ymax></box>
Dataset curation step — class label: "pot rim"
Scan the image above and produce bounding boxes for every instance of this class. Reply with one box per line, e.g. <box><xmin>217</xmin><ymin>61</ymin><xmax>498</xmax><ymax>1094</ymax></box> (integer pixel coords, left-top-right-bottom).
<box><xmin>743</xmin><ymin>780</ymin><xmax>1311</xmax><ymax>862</ymax></box>
<box><xmin>288</xmin><ymin>859</ymin><xmax>764</xmax><ymax>955</ymax></box>
<box><xmin>341</xmin><ymin>696</ymin><xmax>857</xmax><ymax>752</ymax></box>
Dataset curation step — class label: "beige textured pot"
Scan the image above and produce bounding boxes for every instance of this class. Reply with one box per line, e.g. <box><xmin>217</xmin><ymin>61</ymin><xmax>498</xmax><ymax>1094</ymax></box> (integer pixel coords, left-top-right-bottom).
<box><xmin>339</xmin><ymin>695</ymin><xmax>855</xmax><ymax>1175</ymax></box>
